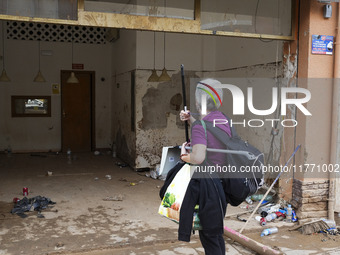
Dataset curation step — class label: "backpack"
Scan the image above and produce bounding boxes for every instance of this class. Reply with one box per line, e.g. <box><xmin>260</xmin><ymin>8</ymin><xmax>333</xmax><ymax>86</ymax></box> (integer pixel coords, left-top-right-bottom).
<box><xmin>195</xmin><ymin>116</ymin><xmax>264</xmax><ymax>206</ymax></box>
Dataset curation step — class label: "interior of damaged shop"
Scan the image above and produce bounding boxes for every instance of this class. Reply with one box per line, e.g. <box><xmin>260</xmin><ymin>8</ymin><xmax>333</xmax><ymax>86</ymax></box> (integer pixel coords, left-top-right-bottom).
<box><xmin>1</xmin><ymin>0</ymin><xmax>340</xmax><ymax>254</ymax></box>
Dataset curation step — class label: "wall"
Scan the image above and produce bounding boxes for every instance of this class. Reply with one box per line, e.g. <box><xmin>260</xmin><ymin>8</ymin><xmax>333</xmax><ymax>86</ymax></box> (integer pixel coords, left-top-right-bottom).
<box><xmin>133</xmin><ymin>30</ymin><xmax>284</xmax><ymax>168</ymax></box>
<box><xmin>0</xmin><ymin>26</ymin><xmax>112</xmax><ymax>152</ymax></box>
<box><xmin>289</xmin><ymin>0</ymin><xmax>338</xmax><ymax>218</ymax></box>
<box><xmin>111</xmin><ymin>30</ymin><xmax>137</xmax><ymax>166</ymax></box>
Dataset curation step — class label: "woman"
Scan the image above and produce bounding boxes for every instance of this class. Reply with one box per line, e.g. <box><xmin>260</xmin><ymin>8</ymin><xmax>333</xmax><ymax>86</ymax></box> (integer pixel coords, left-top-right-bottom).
<box><xmin>178</xmin><ymin>78</ymin><xmax>231</xmax><ymax>255</ymax></box>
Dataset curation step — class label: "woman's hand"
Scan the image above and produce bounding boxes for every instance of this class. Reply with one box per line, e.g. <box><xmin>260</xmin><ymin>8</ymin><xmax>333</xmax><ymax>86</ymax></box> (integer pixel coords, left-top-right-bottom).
<box><xmin>180</xmin><ymin>110</ymin><xmax>190</xmax><ymax>121</ymax></box>
<box><xmin>181</xmin><ymin>142</ymin><xmax>190</xmax><ymax>155</ymax></box>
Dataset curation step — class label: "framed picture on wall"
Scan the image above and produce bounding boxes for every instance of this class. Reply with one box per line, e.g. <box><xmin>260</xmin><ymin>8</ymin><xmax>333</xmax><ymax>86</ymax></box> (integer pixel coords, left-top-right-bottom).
<box><xmin>11</xmin><ymin>96</ymin><xmax>51</xmax><ymax>117</ymax></box>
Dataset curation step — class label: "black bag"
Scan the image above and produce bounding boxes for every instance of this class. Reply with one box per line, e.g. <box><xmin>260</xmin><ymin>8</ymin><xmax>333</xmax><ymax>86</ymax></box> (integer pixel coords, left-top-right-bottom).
<box><xmin>197</xmin><ymin>117</ymin><xmax>264</xmax><ymax>206</ymax></box>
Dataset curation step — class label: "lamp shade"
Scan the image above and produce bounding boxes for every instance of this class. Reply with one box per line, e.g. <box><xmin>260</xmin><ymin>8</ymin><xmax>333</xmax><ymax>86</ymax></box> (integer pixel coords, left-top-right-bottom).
<box><xmin>147</xmin><ymin>69</ymin><xmax>159</xmax><ymax>82</ymax></box>
<box><xmin>67</xmin><ymin>72</ymin><xmax>79</xmax><ymax>83</ymax></box>
<box><xmin>158</xmin><ymin>68</ymin><xmax>171</xmax><ymax>82</ymax></box>
<box><xmin>33</xmin><ymin>70</ymin><xmax>46</xmax><ymax>82</ymax></box>
<box><xmin>0</xmin><ymin>69</ymin><xmax>10</xmax><ymax>82</ymax></box>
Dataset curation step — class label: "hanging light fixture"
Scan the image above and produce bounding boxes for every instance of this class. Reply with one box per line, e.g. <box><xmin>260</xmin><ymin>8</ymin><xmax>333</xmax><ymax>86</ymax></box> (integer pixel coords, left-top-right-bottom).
<box><xmin>0</xmin><ymin>21</ymin><xmax>10</xmax><ymax>82</ymax></box>
<box><xmin>67</xmin><ymin>27</ymin><xmax>79</xmax><ymax>83</ymax></box>
<box><xmin>158</xmin><ymin>31</ymin><xmax>171</xmax><ymax>82</ymax></box>
<box><xmin>147</xmin><ymin>32</ymin><xmax>159</xmax><ymax>82</ymax></box>
<box><xmin>33</xmin><ymin>41</ymin><xmax>46</xmax><ymax>82</ymax></box>
<box><xmin>158</xmin><ymin>0</ymin><xmax>171</xmax><ymax>82</ymax></box>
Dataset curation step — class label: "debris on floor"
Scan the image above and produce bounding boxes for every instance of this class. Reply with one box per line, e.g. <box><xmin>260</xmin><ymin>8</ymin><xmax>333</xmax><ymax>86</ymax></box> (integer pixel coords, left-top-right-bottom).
<box><xmin>289</xmin><ymin>218</ymin><xmax>337</xmax><ymax>235</ymax></box>
<box><xmin>103</xmin><ymin>194</ymin><xmax>124</xmax><ymax>201</ymax></box>
<box><xmin>115</xmin><ymin>162</ymin><xmax>128</xmax><ymax>168</ymax></box>
<box><xmin>11</xmin><ymin>196</ymin><xmax>56</xmax><ymax>218</ymax></box>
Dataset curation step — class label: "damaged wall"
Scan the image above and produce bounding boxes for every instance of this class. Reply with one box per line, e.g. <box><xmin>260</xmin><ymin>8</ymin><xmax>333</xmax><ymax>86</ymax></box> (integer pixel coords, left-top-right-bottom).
<box><xmin>111</xmin><ymin>30</ymin><xmax>137</xmax><ymax>166</ymax></box>
<box><xmin>132</xmin><ymin>31</ymin><xmax>284</xmax><ymax>169</ymax></box>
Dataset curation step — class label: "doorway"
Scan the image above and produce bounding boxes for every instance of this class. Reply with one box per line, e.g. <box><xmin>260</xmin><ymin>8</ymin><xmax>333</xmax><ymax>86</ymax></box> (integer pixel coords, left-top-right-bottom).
<box><xmin>61</xmin><ymin>70</ymin><xmax>95</xmax><ymax>152</ymax></box>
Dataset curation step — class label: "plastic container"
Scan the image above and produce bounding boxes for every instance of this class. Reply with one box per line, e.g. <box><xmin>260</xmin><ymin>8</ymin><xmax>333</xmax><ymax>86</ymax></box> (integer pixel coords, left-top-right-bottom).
<box><xmin>292</xmin><ymin>210</ymin><xmax>297</xmax><ymax>222</ymax></box>
<box><xmin>261</xmin><ymin>227</ymin><xmax>278</xmax><ymax>237</ymax></box>
<box><xmin>265</xmin><ymin>213</ymin><xmax>278</xmax><ymax>222</ymax></box>
<box><xmin>286</xmin><ymin>204</ymin><xmax>292</xmax><ymax>222</ymax></box>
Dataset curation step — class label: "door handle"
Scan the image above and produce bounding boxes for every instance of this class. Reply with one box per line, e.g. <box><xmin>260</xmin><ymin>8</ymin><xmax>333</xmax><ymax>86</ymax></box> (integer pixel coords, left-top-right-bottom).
<box><xmin>62</xmin><ymin>110</ymin><xmax>66</xmax><ymax>118</ymax></box>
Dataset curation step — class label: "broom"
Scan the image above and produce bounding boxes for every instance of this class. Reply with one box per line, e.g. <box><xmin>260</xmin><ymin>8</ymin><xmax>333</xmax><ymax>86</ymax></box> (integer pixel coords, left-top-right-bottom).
<box><xmin>289</xmin><ymin>219</ymin><xmax>331</xmax><ymax>235</ymax></box>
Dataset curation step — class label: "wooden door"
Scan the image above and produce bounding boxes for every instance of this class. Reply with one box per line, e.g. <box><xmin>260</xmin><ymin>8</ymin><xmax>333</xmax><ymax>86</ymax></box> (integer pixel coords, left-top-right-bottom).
<box><xmin>61</xmin><ymin>71</ymin><xmax>95</xmax><ymax>152</ymax></box>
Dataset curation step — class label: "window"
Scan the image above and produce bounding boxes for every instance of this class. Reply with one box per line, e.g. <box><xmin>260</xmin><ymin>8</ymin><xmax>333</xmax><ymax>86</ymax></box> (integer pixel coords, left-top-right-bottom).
<box><xmin>11</xmin><ymin>96</ymin><xmax>51</xmax><ymax>117</ymax></box>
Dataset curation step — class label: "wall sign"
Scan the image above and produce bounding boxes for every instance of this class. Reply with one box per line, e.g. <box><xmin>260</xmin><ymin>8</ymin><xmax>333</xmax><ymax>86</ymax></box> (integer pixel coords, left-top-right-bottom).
<box><xmin>312</xmin><ymin>35</ymin><xmax>333</xmax><ymax>55</ymax></box>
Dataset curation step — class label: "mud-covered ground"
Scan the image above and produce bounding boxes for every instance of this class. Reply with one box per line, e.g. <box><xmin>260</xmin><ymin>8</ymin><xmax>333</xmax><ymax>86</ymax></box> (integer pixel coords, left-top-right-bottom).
<box><xmin>0</xmin><ymin>153</ymin><xmax>340</xmax><ymax>255</ymax></box>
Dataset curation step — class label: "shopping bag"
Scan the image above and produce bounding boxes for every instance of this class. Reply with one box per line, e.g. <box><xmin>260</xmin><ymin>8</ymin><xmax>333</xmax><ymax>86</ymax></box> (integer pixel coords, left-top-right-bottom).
<box><xmin>158</xmin><ymin>163</ymin><xmax>202</xmax><ymax>230</ymax></box>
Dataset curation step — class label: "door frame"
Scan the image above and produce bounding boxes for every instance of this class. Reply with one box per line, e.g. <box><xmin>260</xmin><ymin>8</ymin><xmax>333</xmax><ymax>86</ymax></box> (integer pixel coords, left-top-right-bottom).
<box><xmin>60</xmin><ymin>70</ymin><xmax>96</xmax><ymax>152</ymax></box>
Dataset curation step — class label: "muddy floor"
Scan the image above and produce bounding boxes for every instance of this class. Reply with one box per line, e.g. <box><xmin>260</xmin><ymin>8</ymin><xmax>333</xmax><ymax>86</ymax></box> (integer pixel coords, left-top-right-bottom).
<box><xmin>0</xmin><ymin>153</ymin><xmax>340</xmax><ymax>255</ymax></box>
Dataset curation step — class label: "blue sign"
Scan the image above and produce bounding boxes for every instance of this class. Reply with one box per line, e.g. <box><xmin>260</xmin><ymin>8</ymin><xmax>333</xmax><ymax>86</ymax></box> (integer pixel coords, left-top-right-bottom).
<box><xmin>312</xmin><ymin>35</ymin><xmax>333</xmax><ymax>55</ymax></box>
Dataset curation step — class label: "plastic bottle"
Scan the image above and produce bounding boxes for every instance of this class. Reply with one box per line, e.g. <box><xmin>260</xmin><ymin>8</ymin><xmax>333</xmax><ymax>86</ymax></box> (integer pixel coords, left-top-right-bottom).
<box><xmin>265</xmin><ymin>213</ymin><xmax>278</xmax><ymax>222</ymax></box>
<box><xmin>67</xmin><ymin>148</ymin><xmax>72</xmax><ymax>164</ymax></box>
<box><xmin>321</xmin><ymin>218</ymin><xmax>336</xmax><ymax>228</ymax></box>
<box><xmin>245</xmin><ymin>196</ymin><xmax>253</xmax><ymax>204</ymax></box>
<box><xmin>286</xmin><ymin>204</ymin><xmax>292</xmax><ymax>222</ymax></box>
<box><xmin>112</xmin><ymin>143</ymin><xmax>117</xmax><ymax>158</ymax></box>
<box><xmin>251</xmin><ymin>194</ymin><xmax>273</xmax><ymax>202</ymax></box>
<box><xmin>261</xmin><ymin>227</ymin><xmax>278</xmax><ymax>237</ymax></box>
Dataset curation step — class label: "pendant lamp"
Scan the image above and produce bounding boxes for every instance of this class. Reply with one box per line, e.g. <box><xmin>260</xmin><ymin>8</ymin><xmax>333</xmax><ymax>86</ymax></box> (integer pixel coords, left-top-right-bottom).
<box><xmin>158</xmin><ymin>31</ymin><xmax>171</xmax><ymax>82</ymax></box>
<box><xmin>33</xmin><ymin>41</ymin><xmax>46</xmax><ymax>82</ymax></box>
<box><xmin>67</xmin><ymin>28</ymin><xmax>79</xmax><ymax>84</ymax></box>
<box><xmin>147</xmin><ymin>32</ymin><xmax>159</xmax><ymax>82</ymax></box>
<box><xmin>0</xmin><ymin>21</ymin><xmax>10</xmax><ymax>82</ymax></box>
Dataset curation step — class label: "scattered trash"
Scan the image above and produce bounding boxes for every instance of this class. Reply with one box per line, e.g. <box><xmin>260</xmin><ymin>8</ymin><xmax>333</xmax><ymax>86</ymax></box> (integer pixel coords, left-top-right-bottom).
<box><xmin>55</xmin><ymin>242</ymin><xmax>64</xmax><ymax>248</ymax></box>
<box><xmin>261</xmin><ymin>227</ymin><xmax>278</xmax><ymax>237</ymax></box>
<box><xmin>105</xmin><ymin>175</ymin><xmax>111</xmax><ymax>180</ymax></box>
<box><xmin>292</xmin><ymin>210</ymin><xmax>298</xmax><ymax>222</ymax></box>
<box><xmin>150</xmin><ymin>170</ymin><xmax>158</xmax><ymax>179</ymax></box>
<box><xmin>245</xmin><ymin>196</ymin><xmax>253</xmax><ymax>204</ymax></box>
<box><xmin>237</xmin><ymin>214</ymin><xmax>247</xmax><ymax>222</ymax></box>
<box><xmin>286</xmin><ymin>204</ymin><xmax>293</xmax><ymax>222</ymax></box>
<box><xmin>94</xmin><ymin>151</ymin><xmax>101</xmax><ymax>156</ymax></box>
<box><xmin>130</xmin><ymin>182</ymin><xmax>137</xmax><ymax>186</ymax></box>
<box><xmin>158</xmin><ymin>175</ymin><xmax>166</xmax><ymax>181</ymax></box>
<box><xmin>260</xmin><ymin>217</ymin><xmax>267</xmax><ymax>226</ymax></box>
<box><xmin>138</xmin><ymin>180</ymin><xmax>144</xmax><ymax>184</ymax></box>
<box><xmin>46</xmin><ymin>171</ymin><xmax>53</xmax><ymax>176</ymax></box>
<box><xmin>251</xmin><ymin>194</ymin><xmax>273</xmax><ymax>202</ymax></box>
<box><xmin>116</xmin><ymin>162</ymin><xmax>128</xmax><ymax>168</ymax></box>
<box><xmin>112</xmin><ymin>143</ymin><xmax>117</xmax><ymax>158</ymax></box>
<box><xmin>156</xmin><ymin>185</ymin><xmax>161</xmax><ymax>189</ymax></box>
<box><xmin>13</xmin><ymin>197</ymin><xmax>20</xmax><ymax>203</ymax></box>
<box><xmin>265</xmin><ymin>212</ymin><xmax>277</xmax><ymax>222</ymax></box>
<box><xmin>321</xmin><ymin>218</ymin><xmax>336</xmax><ymax>228</ymax></box>
<box><xmin>289</xmin><ymin>219</ymin><xmax>330</xmax><ymax>235</ymax></box>
<box><xmin>11</xmin><ymin>196</ymin><xmax>56</xmax><ymax>218</ymax></box>
<box><xmin>260</xmin><ymin>211</ymin><xmax>268</xmax><ymax>218</ymax></box>
<box><xmin>23</xmin><ymin>187</ymin><xmax>29</xmax><ymax>196</ymax></box>
<box><xmin>255</xmin><ymin>216</ymin><xmax>262</xmax><ymax>221</ymax></box>
<box><xmin>103</xmin><ymin>194</ymin><xmax>124</xmax><ymax>201</ymax></box>
<box><xmin>94</xmin><ymin>177</ymin><xmax>99</xmax><ymax>181</ymax></box>
<box><xmin>240</xmin><ymin>204</ymin><xmax>254</xmax><ymax>210</ymax></box>
<box><xmin>119</xmin><ymin>178</ymin><xmax>128</xmax><ymax>182</ymax></box>
<box><xmin>67</xmin><ymin>148</ymin><xmax>72</xmax><ymax>164</ymax></box>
